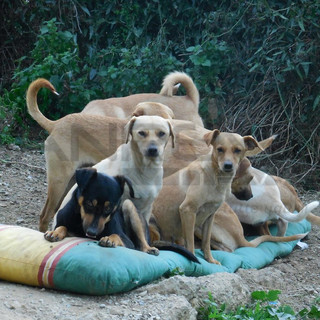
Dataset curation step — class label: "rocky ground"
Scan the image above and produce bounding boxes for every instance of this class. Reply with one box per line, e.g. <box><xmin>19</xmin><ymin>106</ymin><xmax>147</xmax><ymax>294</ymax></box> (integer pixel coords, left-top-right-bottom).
<box><xmin>0</xmin><ymin>144</ymin><xmax>319</xmax><ymax>319</ymax></box>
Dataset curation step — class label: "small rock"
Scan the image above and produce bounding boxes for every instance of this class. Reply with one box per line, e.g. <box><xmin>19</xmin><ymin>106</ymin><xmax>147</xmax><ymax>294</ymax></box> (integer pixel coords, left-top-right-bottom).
<box><xmin>8</xmin><ymin>144</ymin><xmax>21</xmax><ymax>151</ymax></box>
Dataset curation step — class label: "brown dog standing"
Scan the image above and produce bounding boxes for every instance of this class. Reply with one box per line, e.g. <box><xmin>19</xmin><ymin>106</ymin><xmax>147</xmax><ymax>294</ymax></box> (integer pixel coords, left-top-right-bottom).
<box><xmin>26</xmin><ymin>75</ymin><xmax>203</xmax><ymax>232</ymax></box>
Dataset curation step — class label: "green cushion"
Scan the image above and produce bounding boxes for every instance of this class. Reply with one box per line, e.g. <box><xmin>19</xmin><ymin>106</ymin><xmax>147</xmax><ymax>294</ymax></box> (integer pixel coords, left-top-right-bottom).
<box><xmin>0</xmin><ymin>219</ymin><xmax>311</xmax><ymax>295</ymax></box>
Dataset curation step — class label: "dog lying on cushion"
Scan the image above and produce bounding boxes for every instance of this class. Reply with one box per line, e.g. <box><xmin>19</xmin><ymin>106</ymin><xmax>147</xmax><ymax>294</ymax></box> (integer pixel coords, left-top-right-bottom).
<box><xmin>45</xmin><ymin>167</ymin><xmax>199</xmax><ymax>262</ymax></box>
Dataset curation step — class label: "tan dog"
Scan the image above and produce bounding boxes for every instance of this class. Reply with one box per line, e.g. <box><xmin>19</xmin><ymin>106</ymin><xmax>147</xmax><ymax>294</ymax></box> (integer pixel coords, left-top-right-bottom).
<box><xmin>226</xmin><ymin>165</ymin><xmax>319</xmax><ymax>236</ymax></box>
<box><xmin>194</xmin><ymin>202</ymin><xmax>307</xmax><ymax>252</ymax></box>
<box><xmin>82</xmin><ymin>71</ymin><xmax>203</xmax><ymax>127</ymax></box>
<box><xmin>54</xmin><ymin>114</ymin><xmax>175</xmax><ymax>255</ymax></box>
<box><xmin>26</xmin><ymin>79</ymin><xmax>205</xmax><ymax>231</ymax></box>
<box><xmin>152</xmin><ymin>130</ymin><xmax>263</xmax><ymax>264</ymax></box>
<box><xmin>150</xmin><ymin>159</ymin><xmax>307</xmax><ymax>253</ymax></box>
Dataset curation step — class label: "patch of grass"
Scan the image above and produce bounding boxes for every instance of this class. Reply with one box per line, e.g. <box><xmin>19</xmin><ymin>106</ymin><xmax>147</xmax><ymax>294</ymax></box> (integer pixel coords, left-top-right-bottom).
<box><xmin>198</xmin><ymin>290</ymin><xmax>320</xmax><ymax>319</ymax></box>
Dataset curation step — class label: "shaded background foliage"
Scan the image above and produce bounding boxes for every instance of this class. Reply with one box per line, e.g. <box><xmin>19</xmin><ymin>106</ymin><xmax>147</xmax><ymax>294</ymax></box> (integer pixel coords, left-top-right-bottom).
<box><xmin>0</xmin><ymin>0</ymin><xmax>319</xmax><ymax>189</ymax></box>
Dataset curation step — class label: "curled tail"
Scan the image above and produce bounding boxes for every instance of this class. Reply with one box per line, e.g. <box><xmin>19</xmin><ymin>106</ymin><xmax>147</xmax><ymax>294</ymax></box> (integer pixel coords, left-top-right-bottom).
<box><xmin>160</xmin><ymin>72</ymin><xmax>200</xmax><ymax>109</ymax></box>
<box><xmin>26</xmin><ymin>78</ymin><xmax>59</xmax><ymax>133</ymax></box>
<box><xmin>292</xmin><ymin>190</ymin><xmax>320</xmax><ymax>226</ymax></box>
<box><xmin>249</xmin><ymin>233</ymin><xmax>307</xmax><ymax>247</ymax></box>
<box><xmin>279</xmin><ymin>201</ymin><xmax>319</xmax><ymax>222</ymax></box>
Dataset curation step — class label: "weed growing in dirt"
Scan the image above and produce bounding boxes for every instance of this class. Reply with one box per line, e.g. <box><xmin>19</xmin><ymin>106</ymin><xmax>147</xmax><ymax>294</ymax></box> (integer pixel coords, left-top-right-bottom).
<box><xmin>198</xmin><ymin>290</ymin><xmax>320</xmax><ymax>319</ymax></box>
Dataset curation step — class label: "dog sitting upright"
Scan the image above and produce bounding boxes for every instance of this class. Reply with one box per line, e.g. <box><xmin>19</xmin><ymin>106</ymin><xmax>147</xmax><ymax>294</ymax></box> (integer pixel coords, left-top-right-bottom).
<box><xmin>44</xmin><ymin>167</ymin><xmax>144</xmax><ymax>249</ymax></box>
<box><xmin>152</xmin><ymin>129</ymin><xmax>263</xmax><ymax>264</ymax></box>
<box><xmin>53</xmin><ymin>114</ymin><xmax>175</xmax><ymax>255</ymax></box>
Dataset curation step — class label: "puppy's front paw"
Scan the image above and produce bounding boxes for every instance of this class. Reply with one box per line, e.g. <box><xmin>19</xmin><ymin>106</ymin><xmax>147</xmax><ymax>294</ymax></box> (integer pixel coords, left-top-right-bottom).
<box><xmin>145</xmin><ymin>246</ymin><xmax>159</xmax><ymax>256</ymax></box>
<box><xmin>208</xmin><ymin>257</ymin><xmax>221</xmax><ymax>265</ymax></box>
<box><xmin>44</xmin><ymin>226</ymin><xmax>67</xmax><ymax>242</ymax></box>
<box><xmin>99</xmin><ymin>234</ymin><xmax>124</xmax><ymax>248</ymax></box>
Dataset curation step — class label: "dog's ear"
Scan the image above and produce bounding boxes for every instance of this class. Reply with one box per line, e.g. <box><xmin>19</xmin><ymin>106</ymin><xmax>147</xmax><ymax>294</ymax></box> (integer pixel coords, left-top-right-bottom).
<box><xmin>76</xmin><ymin>167</ymin><xmax>97</xmax><ymax>193</ymax></box>
<box><xmin>243</xmin><ymin>135</ymin><xmax>264</xmax><ymax>151</ymax></box>
<box><xmin>235</xmin><ymin>158</ymin><xmax>251</xmax><ymax>178</ymax></box>
<box><xmin>132</xmin><ymin>106</ymin><xmax>144</xmax><ymax>117</ymax></box>
<box><xmin>114</xmin><ymin>175</ymin><xmax>135</xmax><ymax>198</ymax></box>
<box><xmin>125</xmin><ymin>117</ymin><xmax>137</xmax><ymax>143</ymax></box>
<box><xmin>203</xmin><ymin>129</ymin><xmax>220</xmax><ymax>146</ymax></box>
<box><xmin>245</xmin><ymin>134</ymin><xmax>277</xmax><ymax>157</ymax></box>
<box><xmin>167</xmin><ymin>120</ymin><xmax>175</xmax><ymax>148</ymax></box>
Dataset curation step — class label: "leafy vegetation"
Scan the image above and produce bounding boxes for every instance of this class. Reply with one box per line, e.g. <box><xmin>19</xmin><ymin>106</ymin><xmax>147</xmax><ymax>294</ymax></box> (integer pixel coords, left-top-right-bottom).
<box><xmin>0</xmin><ymin>0</ymin><xmax>319</xmax><ymax>188</ymax></box>
<box><xmin>198</xmin><ymin>290</ymin><xmax>320</xmax><ymax>319</ymax></box>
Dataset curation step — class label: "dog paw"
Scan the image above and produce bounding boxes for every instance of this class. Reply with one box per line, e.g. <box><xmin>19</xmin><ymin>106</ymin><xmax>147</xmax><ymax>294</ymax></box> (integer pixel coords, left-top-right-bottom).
<box><xmin>145</xmin><ymin>246</ymin><xmax>159</xmax><ymax>256</ymax></box>
<box><xmin>44</xmin><ymin>231</ymin><xmax>63</xmax><ymax>242</ymax></box>
<box><xmin>44</xmin><ymin>226</ymin><xmax>67</xmax><ymax>242</ymax></box>
<box><xmin>99</xmin><ymin>234</ymin><xmax>124</xmax><ymax>248</ymax></box>
<box><xmin>208</xmin><ymin>257</ymin><xmax>221</xmax><ymax>265</ymax></box>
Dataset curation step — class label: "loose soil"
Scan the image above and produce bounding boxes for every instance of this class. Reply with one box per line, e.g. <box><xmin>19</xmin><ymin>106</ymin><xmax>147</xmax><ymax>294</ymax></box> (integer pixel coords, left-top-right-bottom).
<box><xmin>0</xmin><ymin>144</ymin><xmax>319</xmax><ymax>319</ymax></box>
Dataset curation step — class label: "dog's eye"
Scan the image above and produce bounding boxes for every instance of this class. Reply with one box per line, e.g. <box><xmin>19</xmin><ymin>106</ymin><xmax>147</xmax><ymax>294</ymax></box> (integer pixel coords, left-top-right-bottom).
<box><xmin>104</xmin><ymin>207</ymin><xmax>113</xmax><ymax>215</ymax></box>
<box><xmin>85</xmin><ymin>200</ymin><xmax>94</xmax><ymax>208</ymax></box>
<box><xmin>217</xmin><ymin>147</ymin><xmax>224</xmax><ymax>153</ymax></box>
<box><xmin>158</xmin><ymin>131</ymin><xmax>166</xmax><ymax>137</ymax></box>
<box><xmin>138</xmin><ymin>131</ymin><xmax>146</xmax><ymax>137</ymax></box>
<box><xmin>234</xmin><ymin>148</ymin><xmax>242</xmax><ymax>154</ymax></box>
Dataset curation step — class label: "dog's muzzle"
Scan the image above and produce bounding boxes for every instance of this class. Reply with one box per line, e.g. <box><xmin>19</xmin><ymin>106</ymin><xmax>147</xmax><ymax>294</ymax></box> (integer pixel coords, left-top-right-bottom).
<box><xmin>223</xmin><ymin>161</ymin><xmax>234</xmax><ymax>172</ymax></box>
<box><xmin>85</xmin><ymin>229</ymin><xmax>98</xmax><ymax>239</ymax></box>
<box><xmin>146</xmin><ymin>144</ymin><xmax>159</xmax><ymax>157</ymax></box>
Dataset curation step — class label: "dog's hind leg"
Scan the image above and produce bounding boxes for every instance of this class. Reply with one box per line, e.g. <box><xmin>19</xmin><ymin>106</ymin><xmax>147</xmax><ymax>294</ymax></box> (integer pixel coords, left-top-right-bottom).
<box><xmin>122</xmin><ymin>199</ymin><xmax>159</xmax><ymax>255</ymax></box>
<box><xmin>275</xmin><ymin>218</ymin><xmax>288</xmax><ymax>237</ymax></box>
<box><xmin>39</xmin><ymin>183</ymin><xmax>69</xmax><ymax>232</ymax></box>
<box><xmin>39</xmin><ymin>162</ymin><xmax>77</xmax><ymax>232</ymax></box>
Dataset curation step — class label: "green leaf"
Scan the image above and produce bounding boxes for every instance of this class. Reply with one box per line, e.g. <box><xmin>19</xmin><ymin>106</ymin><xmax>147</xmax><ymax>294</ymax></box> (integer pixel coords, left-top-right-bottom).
<box><xmin>266</xmin><ymin>290</ymin><xmax>281</xmax><ymax>301</ymax></box>
<box><xmin>249</xmin><ymin>63</ymin><xmax>260</xmax><ymax>73</ymax></box>
<box><xmin>251</xmin><ymin>290</ymin><xmax>267</xmax><ymax>301</ymax></box>
<box><xmin>202</xmin><ymin>59</ymin><xmax>212</xmax><ymax>67</ymax></box>
<box><xmin>40</xmin><ymin>26</ymin><xmax>48</xmax><ymax>34</ymax></box>
<box><xmin>298</xmin><ymin>19</ymin><xmax>305</xmax><ymax>31</ymax></box>
<box><xmin>89</xmin><ymin>68</ymin><xmax>97</xmax><ymax>80</ymax></box>
<box><xmin>308</xmin><ymin>305</ymin><xmax>320</xmax><ymax>317</ymax></box>
<box><xmin>313</xmin><ymin>95</ymin><xmax>320</xmax><ymax>111</ymax></box>
<box><xmin>80</xmin><ymin>5</ymin><xmax>91</xmax><ymax>16</ymax></box>
<box><xmin>186</xmin><ymin>46</ymin><xmax>196</xmax><ymax>52</ymax></box>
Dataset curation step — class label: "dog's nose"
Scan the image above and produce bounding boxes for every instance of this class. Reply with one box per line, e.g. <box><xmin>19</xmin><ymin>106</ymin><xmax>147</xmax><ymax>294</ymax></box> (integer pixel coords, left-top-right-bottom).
<box><xmin>147</xmin><ymin>145</ymin><xmax>159</xmax><ymax>157</ymax></box>
<box><xmin>223</xmin><ymin>161</ymin><xmax>233</xmax><ymax>172</ymax></box>
<box><xmin>86</xmin><ymin>227</ymin><xmax>98</xmax><ymax>238</ymax></box>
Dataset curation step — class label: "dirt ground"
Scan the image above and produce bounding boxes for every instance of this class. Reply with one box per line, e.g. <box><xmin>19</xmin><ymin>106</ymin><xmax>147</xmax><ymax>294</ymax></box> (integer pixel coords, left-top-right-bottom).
<box><xmin>0</xmin><ymin>144</ymin><xmax>319</xmax><ymax>319</ymax></box>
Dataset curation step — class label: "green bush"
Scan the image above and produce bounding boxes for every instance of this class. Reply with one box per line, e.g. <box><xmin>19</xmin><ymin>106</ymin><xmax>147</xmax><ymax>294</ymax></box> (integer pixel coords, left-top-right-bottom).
<box><xmin>0</xmin><ymin>0</ymin><xmax>319</xmax><ymax>187</ymax></box>
<box><xmin>198</xmin><ymin>290</ymin><xmax>320</xmax><ymax>319</ymax></box>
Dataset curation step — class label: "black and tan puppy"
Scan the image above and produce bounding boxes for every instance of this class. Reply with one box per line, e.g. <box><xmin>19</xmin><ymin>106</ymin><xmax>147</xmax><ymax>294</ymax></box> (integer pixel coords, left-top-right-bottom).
<box><xmin>44</xmin><ymin>167</ymin><xmax>142</xmax><ymax>250</ymax></box>
<box><xmin>44</xmin><ymin>167</ymin><xmax>199</xmax><ymax>262</ymax></box>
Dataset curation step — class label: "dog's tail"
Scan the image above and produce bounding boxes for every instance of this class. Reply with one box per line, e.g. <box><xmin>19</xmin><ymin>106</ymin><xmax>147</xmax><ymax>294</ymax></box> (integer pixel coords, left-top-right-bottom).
<box><xmin>278</xmin><ymin>201</ymin><xmax>319</xmax><ymax>222</ymax></box>
<box><xmin>292</xmin><ymin>190</ymin><xmax>320</xmax><ymax>226</ymax></box>
<box><xmin>152</xmin><ymin>240</ymin><xmax>200</xmax><ymax>264</ymax></box>
<box><xmin>26</xmin><ymin>78</ymin><xmax>59</xmax><ymax>133</ymax></box>
<box><xmin>160</xmin><ymin>72</ymin><xmax>200</xmax><ymax>109</ymax></box>
<box><xmin>248</xmin><ymin>232</ymin><xmax>308</xmax><ymax>247</ymax></box>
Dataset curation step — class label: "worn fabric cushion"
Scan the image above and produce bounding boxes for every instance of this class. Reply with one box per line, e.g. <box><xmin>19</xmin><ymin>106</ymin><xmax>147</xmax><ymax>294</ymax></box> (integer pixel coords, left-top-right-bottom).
<box><xmin>0</xmin><ymin>220</ymin><xmax>311</xmax><ymax>295</ymax></box>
